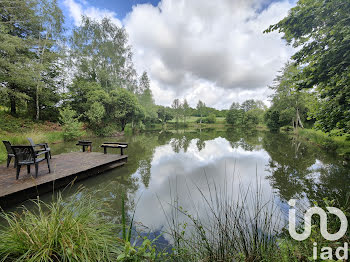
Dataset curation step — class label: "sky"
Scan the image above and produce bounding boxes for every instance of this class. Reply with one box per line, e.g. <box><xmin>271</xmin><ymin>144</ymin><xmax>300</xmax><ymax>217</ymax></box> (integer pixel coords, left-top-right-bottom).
<box><xmin>60</xmin><ymin>0</ymin><xmax>296</xmax><ymax>109</ymax></box>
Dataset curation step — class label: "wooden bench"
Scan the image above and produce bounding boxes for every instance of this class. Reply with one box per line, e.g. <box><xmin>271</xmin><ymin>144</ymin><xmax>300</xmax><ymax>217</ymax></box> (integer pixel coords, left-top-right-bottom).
<box><xmin>100</xmin><ymin>142</ymin><xmax>128</xmax><ymax>155</ymax></box>
<box><xmin>76</xmin><ymin>140</ymin><xmax>92</xmax><ymax>152</ymax></box>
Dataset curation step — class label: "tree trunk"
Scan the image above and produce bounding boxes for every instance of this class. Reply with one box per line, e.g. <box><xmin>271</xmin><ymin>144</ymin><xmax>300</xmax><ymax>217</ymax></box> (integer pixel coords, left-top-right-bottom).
<box><xmin>35</xmin><ymin>84</ymin><xmax>40</xmax><ymax>120</ymax></box>
<box><xmin>296</xmin><ymin>108</ymin><xmax>304</xmax><ymax>128</ymax></box>
<box><xmin>200</xmin><ymin>114</ymin><xmax>202</xmax><ymax>124</ymax></box>
<box><xmin>294</xmin><ymin>107</ymin><xmax>304</xmax><ymax>130</ymax></box>
<box><xmin>10</xmin><ymin>95</ymin><xmax>16</xmax><ymax>115</ymax></box>
<box><xmin>121</xmin><ymin>120</ymin><xmax>126</xmax><ymax>131</ymax></box>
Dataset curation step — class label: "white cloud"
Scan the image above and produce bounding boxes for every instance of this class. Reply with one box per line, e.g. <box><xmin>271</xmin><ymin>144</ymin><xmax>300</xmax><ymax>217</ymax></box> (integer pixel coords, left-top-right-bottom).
<box><xmin>63</xmin><ymin>0</ymin><xmax>122</xmax><ymax>27</ymax></box>
<box><xmin>125</xmin><ymin>0</ymin><xmax>295</xmax><ymax>108</ymax></box>
<box><xmin>63</xmin><ymin>0</ymin><xmax>295</xmax><ymax>109</ymax></box>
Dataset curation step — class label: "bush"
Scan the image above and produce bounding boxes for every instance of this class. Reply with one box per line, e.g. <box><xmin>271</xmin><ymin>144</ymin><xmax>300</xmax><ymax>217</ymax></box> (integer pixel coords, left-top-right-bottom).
<box><xmin>59</xmin><ymin>107</ymin><xmax>84</xmax><ymax>141</ymax></box>
<box><xmin>204</xmin><ymin>113</ymin><xmax>216</xmax><ymax>124</ymax></box>
<box><xmin>0</xmin><ymin>192</ymin><xmax>119</xmax><ymax>262</ymax></box>
<box><xmin>265</xmin><ymin>110</ymin><xmax>282</xmax><ymax>132</ymax></box>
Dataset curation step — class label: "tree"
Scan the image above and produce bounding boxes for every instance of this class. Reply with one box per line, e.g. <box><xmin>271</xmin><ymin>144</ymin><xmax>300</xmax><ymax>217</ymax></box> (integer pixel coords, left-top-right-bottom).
<box><xmin>243</xmin><ymin>110</ymin><xmax>259</xmax><ymax>127</ymax></box>
<box><xmin>137</xmin><ymin>72</ymin><xmax>157</xmax><ymax>125</ymax></box>
<box><xmin>266</xmin><ymin>62</ymin><xmax>309</xmax><ymax>132</ymax></box>
<box><xmin>264</xmin><ymin>110</ymin><xmax>281</xmax><ymax>132</ymax></box>
<box><xmin>0</xmin><ymin>0</ymin><xmax>64</xmax><ymax>119</ymax></box>
<box><xmin>182</xmin><ymin>99</ymin><xmax>190</xmax><ymax>124</ymax></box>
<box><xmin>226</xmin><ymin>102</ymin><xmax>244</xmax><ymax>127</ymax></box>
<box><xmin>196</xmin><ymin>100</ymin><xmax>206</xmax><ymax>124</ymax></box>
<box><xmin>172</xmin><ymin>98</ymin><xmax>181</xmax><ymax>125</ymax></box>
<box><xmin>59</xmin><ymin>107</ymin><xmax>84</xmax><ymax>141</ymax></box>
<box><xmin>241</xmin><ymin>99</ymin><xmax>257</xmax><ymax>112</ymax></box>
<box><xmin>265</xmin><ymin>0</ymin><xmax>350</xmax><ymax>133</ymax></box>
<box><xmin>111</xmin><ymin>88</ymin><xmax>144</xmax><ymax>131</ymax></box>
<box><xmin>70</xmin><ymin>16</ymin><xmax>136</xmax><ymax>92</ymax></box>
<box><xmin>157</xmin><ymin>106</ymin><xmax>173</xmax><ymax>128</ymax></box>
<box><xmin>205</xmin><ymin>113</ymin><xmax>216</xmax><ymax>124</ymax></box>
<box><xmin>32</xmin><ymin>0</ymin><xmax>64</xmax><ymax>120</ymax></box>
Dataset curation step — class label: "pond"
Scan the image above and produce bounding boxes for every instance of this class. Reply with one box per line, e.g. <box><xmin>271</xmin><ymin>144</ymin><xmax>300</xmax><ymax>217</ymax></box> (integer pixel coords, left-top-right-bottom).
<box><xmin>6</xmin><ymin>128</ymin><xmax>350</xmax><ymax>245</ymax></box>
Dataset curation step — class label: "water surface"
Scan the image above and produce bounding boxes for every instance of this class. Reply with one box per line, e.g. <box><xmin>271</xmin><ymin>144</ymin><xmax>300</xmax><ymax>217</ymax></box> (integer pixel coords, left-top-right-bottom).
<box><xmin>7</xmin><ymin>129</ymin><xmax>350</xmax><ymax>243</ymax></box>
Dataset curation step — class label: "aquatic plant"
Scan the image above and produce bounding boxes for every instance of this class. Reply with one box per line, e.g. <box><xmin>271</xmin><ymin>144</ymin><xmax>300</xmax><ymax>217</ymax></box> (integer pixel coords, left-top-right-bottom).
<box><xmin>162</xmin><ymin>176</ymin><xmax>284</xmax><ymax>261</ymax></box>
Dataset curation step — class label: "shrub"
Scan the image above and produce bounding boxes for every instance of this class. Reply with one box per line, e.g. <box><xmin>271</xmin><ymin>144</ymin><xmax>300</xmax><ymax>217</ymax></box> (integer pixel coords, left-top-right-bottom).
<box><xmin>204</xmin><ymin>113</ymin><xmax>216</xmax><ymax>124</ymax></box>
<box><xmin>265</xmin><ymin>109</ymin><xmax>282</xmax><ymax>132</ymax></box>
<box><xmin>59</xmin><ymin>107</ymin><xmax>84</xmax><ymax>141</ymax></box>
<box><xmin>0</xmin><ymin>193</ymin><xmax>119</xmax><ymax>262</ymax></box>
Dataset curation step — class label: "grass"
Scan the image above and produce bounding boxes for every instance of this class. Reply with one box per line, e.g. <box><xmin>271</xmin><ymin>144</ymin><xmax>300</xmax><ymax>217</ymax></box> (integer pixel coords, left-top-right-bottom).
<box><xmin>161</xmin><ymin>176</ymin><xmax>284</xmax><ymax>261</ymax></box>
<box><xmin>168</xmin><ymin>116</ymin><xmax>227</xmax><ymax>124</ymax></box>
<box><xmin>0</xmin><ymin>192</ymin><xmax>120</xmax><ymax>262</ymax></box>
<box><xmin>297</xmin><ymin>128</ymin><xmax>350</xmax><ymax>158</ymax></box>
<box><xmin>0</xmin><ymin>130</ymin><xmax>64</xmax><ymax>163</ymax></box>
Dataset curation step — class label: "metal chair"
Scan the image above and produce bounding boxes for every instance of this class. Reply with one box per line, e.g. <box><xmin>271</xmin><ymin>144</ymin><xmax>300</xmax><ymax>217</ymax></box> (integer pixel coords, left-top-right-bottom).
<box><xmin>11</xmin><ymin>146</ymin><xmax>51</xmax><ymax>179</ymax></box>
<box><xmin>27</xmin><ymin>138</ymin><xmax>51</xmax><ymax>159</ymax></box>
<box><xmin>2</xmin><ymin>141</ymin><xmax>15</xmax><ymax>168</ymax></box>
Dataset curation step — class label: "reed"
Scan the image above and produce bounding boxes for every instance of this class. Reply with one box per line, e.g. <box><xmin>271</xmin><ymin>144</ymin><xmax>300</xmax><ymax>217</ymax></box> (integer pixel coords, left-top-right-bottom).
<box><xmin>162</xmin><ymin>175</ymin><xmax>284</xmax><ymax>261</ymax></box>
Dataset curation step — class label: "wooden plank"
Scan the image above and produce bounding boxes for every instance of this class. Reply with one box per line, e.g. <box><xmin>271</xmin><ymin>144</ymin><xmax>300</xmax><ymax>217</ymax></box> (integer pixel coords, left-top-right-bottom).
<box><xmin>0</xmin><ymin>152</ymin><xmax>128</xmax><ymax>208</ymax></box>
<box><xmin>101</xmin><ymin>144</ymin><xmax>127</xmax><ymax>148</ymax></box>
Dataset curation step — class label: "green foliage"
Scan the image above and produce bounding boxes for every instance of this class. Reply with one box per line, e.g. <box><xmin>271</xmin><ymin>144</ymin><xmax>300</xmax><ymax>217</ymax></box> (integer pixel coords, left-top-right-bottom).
<box><xmin>226</xmin><ymin>100</ymin><xmax>265</xmax><ymax>128</ymax></box>
<box><xmin>196</xmin><ymin>100</ymin><xmax>206</xmax><ymax>124</ymax></box>
<box><xmin>182</xmin><ymin>99</ymin><xmax>190</xmax><ymax>124</ymax></box>
<box><xmin>137</xmin><ymin>72</ymin><xmax>157</xmax><ymax>125</ymax></box>
<box><xmin>0</xmin><ymin>0</ymin><xmax>64</xmax><ymax>120</ymax></box>
<box><xmin>203</xmin><ymin>113</ymin><xmax>216</xmax><ymax>124</ymax></box>
<box><xmin>265</xmin><ymin>63</ymin><xmax>310</xmax><ymax>132</ymax></box>
<box><xmin>265</xmin><ymin>0</ymin><xmax>350</xmax><ymax>134</ymax></box>
<box><xmin>70</xmin><ymin>16</ymin><xmax>136</xmax><ymax>91</ymax></box>
<box><xmin>226</xmin><ymin>102</ymin><xmax>244</xmax><ymax>127</ymax></box>
<box><xmin>265</xmin><ymin>109</ymin><xmax>282</xmax><ymax>132</ymax></box>
<box><xmin>243</xmin><ymin>110</ymin><xmax>259</xmax><ymax>127</ymax></box>
<box><xmin>59</xmin><ymin>107</ymin><xmax>84</xmax><ymax>141</ymax></box>
<box><xmin>298</xmin><ymin>128</ymin><xmax>350</xmax><ymax>156</ymax></box>
<box><xmin>171</xmin><ymin>99</ymin><xmax>182</xmax><ymax>124</ymax></box>
<box><xmin>112</xmin><ymin>89</ymin><xmax>144</xmax><ymax>131</ymax></box>
<box><xmin>0</xmin><ymin>192</ymin><xmax>119</xmax><ymax>262</ymax></box>
<box><xmin>157</xmin><ymin>106</ymin><xmax>173</xmax><ymax>127</ymax></box>
<box><xmin>68</xmin><ymin>79</ymin><xmax>104</xmax><ymax>118</ymax></box>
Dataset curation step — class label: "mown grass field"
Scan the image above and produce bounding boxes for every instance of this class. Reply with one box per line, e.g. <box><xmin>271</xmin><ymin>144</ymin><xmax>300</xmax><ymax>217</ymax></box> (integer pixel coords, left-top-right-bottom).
<box><xmin>168</xmin><ymin>116</ymin><xmax>226</xmax><ymax>124</ymax></box>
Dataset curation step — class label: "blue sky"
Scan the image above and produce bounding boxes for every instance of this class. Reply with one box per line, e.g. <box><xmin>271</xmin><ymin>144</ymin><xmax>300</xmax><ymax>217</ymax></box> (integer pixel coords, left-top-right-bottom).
<box><xmin>60</xmin><ymin>0</ymin><xmax>161</xmax><ymax>27</ymax></box>
<box><xmin>60</xmin><ymin>0</ymin><xmax>296</xmax><ymax>109</ymax></box>
<box><xmin>86</xmin><ymin>0</ymin><xmax>161</xmax><ymax>18</ymax></box>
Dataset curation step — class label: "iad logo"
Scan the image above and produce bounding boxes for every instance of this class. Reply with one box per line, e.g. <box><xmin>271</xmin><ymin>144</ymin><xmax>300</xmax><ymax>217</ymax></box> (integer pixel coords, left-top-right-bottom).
<box><xmin>288</xmin><ymin>199</ymin><xmax>349</xmax><ymax>260</ymax></box>
<box><xmin>288</xmin><ymin>199</ymin><xmax>348</xmax><ymax>241</ymax></box>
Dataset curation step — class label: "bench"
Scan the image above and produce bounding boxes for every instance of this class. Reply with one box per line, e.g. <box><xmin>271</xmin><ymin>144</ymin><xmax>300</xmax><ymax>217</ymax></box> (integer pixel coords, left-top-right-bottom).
<box><xmin>76</xmin><ymin>140</ymin><xmax>92</xmax><ymax>152</ymax></box>
<box><xmin>100</xmin><ymin>142</ymin><xmax>128</xmax><ymax>155</ymax></box>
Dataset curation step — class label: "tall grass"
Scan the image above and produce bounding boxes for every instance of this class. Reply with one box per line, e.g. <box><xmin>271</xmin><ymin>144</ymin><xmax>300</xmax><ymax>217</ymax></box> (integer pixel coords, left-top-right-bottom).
<box><xmin>297</xmin><ymin>128</ymin><xmax>350</xmax><ymax>157</ymax></box>
<box><xmin>0</xmin><ymin>192</ymin><xmax>119</xmax><ymax>262</ymax></box>
<box><xmin>162</xmin><ymin>176</ymin><xmax>284</xmax><ymax>261</ymax></box>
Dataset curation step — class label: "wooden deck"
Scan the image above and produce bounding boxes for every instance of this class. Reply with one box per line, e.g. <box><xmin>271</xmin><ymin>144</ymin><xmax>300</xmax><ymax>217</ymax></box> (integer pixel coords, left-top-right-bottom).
<box><xmin>0</xmin><ymin>152</ymin><xmax>128</xmax><ymax>208</ymax></box>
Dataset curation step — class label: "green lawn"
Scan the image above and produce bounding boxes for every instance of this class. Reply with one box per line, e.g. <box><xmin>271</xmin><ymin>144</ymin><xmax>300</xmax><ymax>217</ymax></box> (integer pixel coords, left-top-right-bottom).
<box><xmin>169</xmin><ymin>116</ymin><xmax>226</xmax><ymax>124</ymax></box>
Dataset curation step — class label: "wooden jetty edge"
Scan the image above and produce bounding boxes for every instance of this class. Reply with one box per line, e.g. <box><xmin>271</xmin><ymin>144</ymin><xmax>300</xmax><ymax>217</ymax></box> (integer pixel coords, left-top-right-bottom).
<box><xmin>0</xmin><ymin>152</ymin><xmax>128</xmax><ymax>208</ymax></box>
